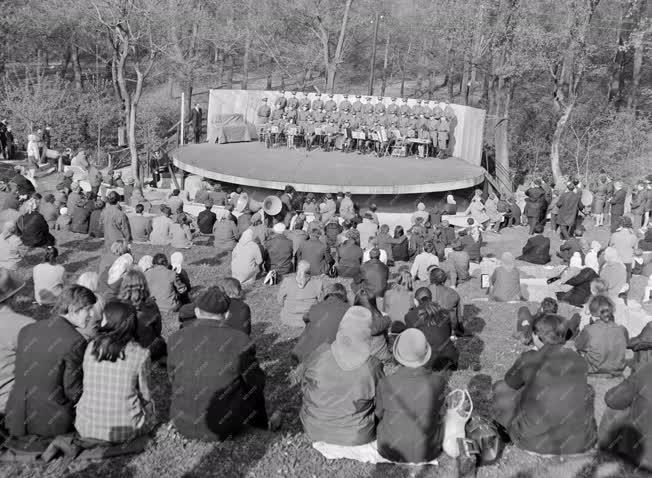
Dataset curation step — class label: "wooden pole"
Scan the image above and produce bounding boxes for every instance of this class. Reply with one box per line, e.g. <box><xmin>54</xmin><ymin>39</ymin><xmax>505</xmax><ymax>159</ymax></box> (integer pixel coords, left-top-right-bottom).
<box><xmin>368</xmin><ymin>13</ymin><xmax>380</xmax><ymax>96</ymax></box>
<box><xmin>180</xmin><ymin>92</ymin><xmax>185</xmax><ymax>146</ymax></box>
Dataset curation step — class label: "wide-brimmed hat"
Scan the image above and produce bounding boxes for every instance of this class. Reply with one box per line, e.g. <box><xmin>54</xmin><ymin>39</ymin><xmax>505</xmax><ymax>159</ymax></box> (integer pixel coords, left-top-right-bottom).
<box><xmin>0</xmin><ymin>268</ymin><xmax>25</xmax><ymax>303</ymax></box>
<box><xmin>393</xmin><ymin>328</ymin><xmax>431</xmax><ymax>368</ymax></box>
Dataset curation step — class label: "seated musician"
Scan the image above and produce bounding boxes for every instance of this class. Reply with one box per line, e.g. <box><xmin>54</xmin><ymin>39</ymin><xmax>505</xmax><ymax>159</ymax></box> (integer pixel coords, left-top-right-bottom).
<box><xmin>406</xmin><ymin>115</ymin><xmax>419</xmax><ymax>155</ymax></box>
<box><xmin>297</xmin><ymin>104</ymin><xmax>310</xmax><ymax>128</ymax></box>
<box><xmin>386</xmin><ymin>97</ymin><xmax>399</xmax><ymax>117</ymax></box>
<box><xmin>376</xmin><ymin>111</ymin><xmax>388</xmax><ymax>128</ymax></box>
<box><xmin>286</xmin><ymin>107</ymin><xmax>298</xmax><ymax>123</ymax></box>
<box><xmin>341</xmin><ymin>119</ymin><xmax>354</xmax><ymax>153</ymax></box>
<box><xmin>305</xmin><ymin>118</ymin><xmax>318</xmax><ymax>151</ymax></box>
<box><xmin>323</xmin><ymin>120</ymin><xmax>339</xmax><ymax>152</ymax></box>
<box><xmin>312</xmin><ymin>106</ymin><xmax>325</xmax><ymax>124</ymax></box>
<box><xmin>417</xmin><ymin>121</ymin><xmax>431</xmax><ymax>158</ymax></box>
<box><xmin>284</xmin><ymin>118</ymin><xmax>299</xmax><ymax>148</ymax></box>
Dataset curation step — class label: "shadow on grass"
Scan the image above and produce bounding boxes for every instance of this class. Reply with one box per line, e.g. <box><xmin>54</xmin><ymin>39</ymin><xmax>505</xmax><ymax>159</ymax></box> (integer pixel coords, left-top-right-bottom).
<box><xmin>457</xmin><ymin>304</ymin><xmax>485</xmax><ymax>371</ymax></box>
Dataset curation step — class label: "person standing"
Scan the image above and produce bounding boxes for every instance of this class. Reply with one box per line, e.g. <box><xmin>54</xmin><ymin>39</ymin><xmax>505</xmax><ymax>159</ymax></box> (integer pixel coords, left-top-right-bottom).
<box><xmin>352</xmin><ymin>95</ymin><xmax>363</xmax><ymax>114</ymax></box>
<box><xmin>255</xmin><ymin>98</ymin><xmax>271</xmax><ymax>140</ymax></box>
<box><xmin>188</xmin><ymin>104</ymin><xmax>203</xmax><ymax>143</ymax></box>
<box><xmin>324</xmin><ymin>94</ymin><xmax>337</xmax><ymax>113</ymax></box>
<box><xmin>524</xmin><ymin>179</ymin><xmax>547</xmax><ymax>234</ymax></box>
<box><xmin>311</xmin><ymin>93</ymin><xmax>324</xmax><ymax>112</ymax></box>
<box><xmin>555</xmin><ymin>181</ymin><xmax>582</xmax><ymax>240</ymax></box>
<box><xmin>630</xmin><ymin>183</ymin><xmax>646</xmax><ymax>230</ymax></box>
<box><xmin>339</xmin><ymin>94</ymin><xmax>352</xmax><ymax>112</ymax></box>
<box><xmin>609</xmin><ymin>181</ymin><xmax>627</xmax><ymax>233</ymax></box>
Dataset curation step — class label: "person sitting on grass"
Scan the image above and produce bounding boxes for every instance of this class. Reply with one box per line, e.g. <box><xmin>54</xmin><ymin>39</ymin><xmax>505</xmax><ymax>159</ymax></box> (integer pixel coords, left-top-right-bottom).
<box><xmin>296</xmin><ymin>226</ymin><xmax>333</xmax><ymax>276</ymax></box>
<box><xmin>144</xmin><ymin>253</ymin><xmax>185</xmax><ymax>313</ymax></box>
<box><xmin>16</xmin><ymin>197</ymin><xmax>55</xmax><ymax>248</ymax></box>
<box><xmin>128</xmin><ymin>203</ymin><xmax>153</xmax><ymax>243</ymax></box>
<box><xmin>149</xmin><ymin>205</ymin><xmax>174</xmax><ymax>246</ymax></box>
<box><xmin>353</xmin><ymin>247</ymin><xmax>389</xmax><ymax>299</ymax></box>
<box><xmin>382</xmin><ymin>268</ymin><xmax>414</xmax><ymax>324</ymax></box>
<box><xmin>445</xmin><ymin>240</ymin><xmax>470</xmax><ymax>288</ymax></box>
<box><xmin>557</xmin><ymin>226</ymin><xmax>586</xmax><ymax>264</ymax></box>
<box><xmin>39</xmin><ymin>193</ymin><xmax>59</xmax><ymax>229</ymax></box>
<box><xmin>33</xmin><ymin>246</ymin><xmax>65</xmax><ymax>306</ymax></box>
<box><xmin>213</xmin><ymin>208</ymin><xmax>240</xmax><ymax>254</ymax></box>
<box><xmin>516</xmin><ymin>223</ymin><xmax>551</xmax><ymax>265</ymax></box>
<box><xmin>264</xmin><ymin>222</ymin><xmax>294</xmax><ymax>278</ymax></box>
<box><xmin>458</xmin><ymin>228</ymin><xmax>481</xmax><ymax>263</ymax></box>
<box><xmin>277</xmin><ymin>260</ymin><xmax>324</xmax><ymax>327</ymax></box>
<box><xmin>55</xmin><ymin>206</ymin><xmax>72</xmax><ymax>231</ymax></box>
<box><xmin>336</xmin><ymin>230</ymin><xmax>363</xmax><ymax>278</ymax></box>
<box><xmin>168</xmin><ymin>288</ymin><xmax>281</xmax><ymax>442</ymax></box>
<box><xmin>231</xmin><ymin>229</ymin><xmax>263</xmax><ymax>285</ymax></box>
<box><xmin>489</xmin><ymin>252</ymin><xmax>522</xmax><ymax>302</ymax></box>
<box><xmin>300</xmin><ymin>306</ymin><xmax>384</xmax><ymax>445</ymax></box>
<box><xmin>197</xmin><ymin>200</ymin><xmax>216</xmax><ymax>235</ymax></box>
<box><xmin>375</xmin><ymin>328</ymin><xmax>447</xmax><ymax>463</ymax></box>
<box><xmin>69</xmin><ymin>194</ymin><xmax>92</xmax><ymax>234</ymax></box>
<box><xmin>0</xmin><ymin>221</ymin><xmax>25</xmax><ymax>271</ymax></box>
<box><xmin>292</xmin><ymin>282</ymin><xmax>350</xmax><ymax>364</ymax></box>
<box><xmin>118</xmin><ymin>268</ymin><xmax>167</xmax><ymax>362</ymax></box>
<box><xmin>74</xmin><ymin>301</ymin><xmax>156</xmax><ymax>443</ymax></box>
<box><xmin>575</xmin><ymin>295</ymin><xmax>628</xmax><ymax>376</ymax></box>
<box><xmin>427</xmin><ymin>268</ymin><xmax>464</xmax><ymax>336</ymax></box>
<box><xmin>492</xmin><ymin>313</ymin><xmax>597</xmax><ymax>456</ymax></box>
<box><xmin>4</xmin><ymin>286</ymin><xmax>96</xmax><ymax>442</ymax></box>
<box><xmin>410</xmin><ymin>241</ymin><xmax>439</xmax><ymax>282</ymax></box>
<box><xmin>76</xmin><ymin>271</ymin><xmax>105</xmax><ymax>340</ymax></box>
<box><xmin>169</xmin><ymin>212</ymin><xmax>194</xmax><ymax>249</ymax></box>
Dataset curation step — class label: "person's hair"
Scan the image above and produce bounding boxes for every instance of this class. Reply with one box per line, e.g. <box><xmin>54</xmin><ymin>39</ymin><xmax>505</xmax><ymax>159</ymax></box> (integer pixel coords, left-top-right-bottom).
<box><xmin>533</xmin><ymin>178</ymin><xmax>542</xmax><ymax>186</ymax></box>
<box><xmin>416</xmin><ymin>301</ymin><xmax>450</xmax><ymax>327</ymax></box>
<box><xmin>293</xmin><ymin>218</ymin><xmax>304</xmax><ymax>231</ymax></box>
<box><xmin>342</xmin><ymin>220</ymin><xmax>352</xmax><ymax>230</ymax></box>
<box><xmin>177</xmin><ymin>212</ymin><xmax>190</xmax><ymax>225</ymax></box>
<box><xmin>172</xmin><ymin>189</ymin><xmax>180</xmax><ymax>196</ymax></box>
<box><xmin>323</xmin><ymin>282</ymin><xmax>348</xmax><ymax>302</ymax></box>
<box><xmin>589</xmin><ymin>278</ymin><xmax>609</xmax><ymax>295</ymax></box>
<box><xmin>296</xmin><ymin>260</ymin><xmax>311</xmax><ymax>287</ymax></box>
<box><xmin>414</xmin><ymin>286</ymin><xmax>432</xmax><ymax>304</ymax></box>
<box><xmin>135</xmin><ymin>204</ymin><xmax>144</xmax><ymax>214</ymax></box>
<box><xmin>533</xmin><ymin>224</ymin><xmax>544</xmax><ymax>234</ymax></box>
<box><xmin>533</xmin><ymin>314</ymin><xmax>567</xmax><ymax>345</ymax></box>
<box><xmin>110</xmin><ymin>239</ymin><xmax>129</xmax><ymax>256</ymax></box>
<box><xmin>160</xmin><ymin>205</ymin><xmax>172</xmax><ymax>217</ymax></box>
<box><xmin>588</xmin><ymin>295</ymin><xmax>615</xmax><ymax>322</ymax></box>
<box><xmin>77</xmin><ymin>271</ymin><xmax>99</xmax><ymax>292</ymax></box>
<box><xmin>467</xmin><ymin>218</ymin><xmax>475</xmax><ymax>225</ymax></box>
<box><xmin>369</xmin><ymin>247</ymin><xmax>381</xmax><ymax>259</ymax></box>
<box><xmin>380</xmin><ymin>224</ymin><xmax>389</xmax><ymax>234</ymax></box>
<box><xmin>107</xmin><ymin>191</ymin><xmax>120</xmax><ymax>205</ymax></box>
<box><xmin>32</xmin><ymin>192</ymin><xmax>42</xmax><ymax>201</ymax></box>
<box><xmin>91</xmin><ymin>301</ymin><xmax>137</xmax><ymax>362</ymax></box>
<box><xmin>309</xmin><ymin>228</ymin><xmax>320</xmax><ymax>239</ymax></box>
<box><xmin>219</xmin><ymin>277</ymin><xmax>243</xmax><ymax>298</ymax></box>
<box><xmin>394</xmin><ymin>225</ymin><xmax>404</xmax><ymax>238</ymax></box>
<box><xmin>353</xmin><ymin>288</ymin><xmax>379</xmax><ymax>311</ymax></box>
<box><xmin>54</xmin><ymin>285</ymin><xmax>97</xmax><ymax>315</ymax></box>
<box><xmin>95</xmin><ymin>198</ymin><xmax>105</xmax><ymax>209</ymax></box>
<box><xmin>153</xmin><ymin>253</ymin><xmax>168</xmax><ymax>267</ymax></box>
<box><xmin>44</xmin><ymin>193</ymin><xmax>55</xmax><ymax>204</ymax></box>
<box><xmin>424</xmin><ymin>242</ymin><xmax>434</xmax><ymax>253</ymax></box>
<box><xmin>574</xmin><ymin>227</ymin><xmax>584</xmax><ymax>237</ymax></box>
<box><xmin>397</xmin><ymin>269</ymin><xmax>413</xmax><ymax>291</ymax></box>
<box><xmin>118</xmin><ymin>268</ymin><xmax>151</xmax><ymax>306</ymax></box>
<box><xmin>540</xmin><ymin>297</ymin><xmax>558</xmax><ymax>314</ymax></box>
<box><xmin>43</xmin><ymin>246</ymin><xmax>58</xmax><ymax>264</ymax></box>
<box><xmin>429</xmin><ymin>267</ymin><xmax>448</xmax><ymax>286</ymax></box>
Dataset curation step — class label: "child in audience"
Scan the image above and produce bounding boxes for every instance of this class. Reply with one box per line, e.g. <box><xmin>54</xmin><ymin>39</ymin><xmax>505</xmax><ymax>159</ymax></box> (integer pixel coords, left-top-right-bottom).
<box><xmin>55</xmin><ymin>207</ymin><xmax>71</xmax><ymax>231</ymax></box>
<box><xmin>575</xmin><ymin>295</ymin><xmax>628</xmax><ymax>375</ymax></box>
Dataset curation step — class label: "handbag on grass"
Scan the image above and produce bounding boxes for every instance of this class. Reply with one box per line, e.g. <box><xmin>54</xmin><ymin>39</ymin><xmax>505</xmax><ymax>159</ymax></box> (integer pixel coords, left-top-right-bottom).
<box><xmin>443</xmin><ymin>389</ymin><xmax>473</xmax><ymax>458</ymax></box>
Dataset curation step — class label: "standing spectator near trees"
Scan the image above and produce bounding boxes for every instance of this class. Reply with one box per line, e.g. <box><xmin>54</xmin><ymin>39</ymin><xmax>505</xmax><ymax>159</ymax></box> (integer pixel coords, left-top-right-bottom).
<box><xmin>609</xmin><ymin>182</ymin><xmax>627</xmax><ymax>233</ymax></box>
<box><xmin>101</xmin><ymin>191</ymin><xmax>132</xmax><ymax>249</ymax></box>
<box><xmin>188</xmin><ymin>104</ymin><xmax>203</xmax><ymax>143</ymax></box>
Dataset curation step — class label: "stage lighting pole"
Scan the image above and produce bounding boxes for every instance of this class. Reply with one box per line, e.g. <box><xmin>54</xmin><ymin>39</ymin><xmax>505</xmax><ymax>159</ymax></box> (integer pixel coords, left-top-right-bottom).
<box><xmin>368</xmin><ymin>13</ymin><xmax>380</xmax><ymax>96</ymax></box>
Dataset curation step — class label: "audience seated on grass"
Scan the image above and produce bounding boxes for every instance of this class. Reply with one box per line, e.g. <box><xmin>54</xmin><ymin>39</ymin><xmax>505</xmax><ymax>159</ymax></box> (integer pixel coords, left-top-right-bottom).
<box><xmin>575</xmin><ymin>295</ymin><xmax>628</xmax><ymax>376</ymax></box>
<box><xmin>130</xmin><ymin>185</ymin><xmax>151</xmax><ymax>213</ymax></box>
<box><xmin>277</xmin><ymin>260</ymin><xmax>323</xmax><ymax>327</ymax></box>
<box><xmin>197</xmin><ymin>201</ymin><xmax>216</xmax><ymax>235</ymax></box>
<box><xmin>489</xmin><ymin>252</ymin><xmax>522</xmax><ymax>302</ymax></box>
<box><xmin>168</xmin><ymin>288</ymin><xmax>279</xmax><ymax>442</ymax></box>
<box><xmin>88</xmin><ymin>198</ymin><xmax>105</xmax><ymax>239</ymax></box>
<box><xmin>169</xmin><ymin>212</ymin><xmax>193</xmax><ymax>249</ymax></box>
<box><xmin>101</xmin><ymin>253</ymin><xmax>134</xmax><ymax>298</ymax></box>
<box><xmin>600</xmin><ymin>246</ymin><xmax>628</xmax><ymax>300</ymax></box>
<box><xmin>0</xmin><ymin>221</ymin><xmax>24</xmax><ymax>271</ymax></box>
<box><xmin>353</xmin><ymin>289</ymin><xmax>391</xmax><ymax>361</ymax></box>
<box><xmin>356</xmin><ymin>213</ymin><xmax>378</xmax><ymax>250</ymax></box>
<box><xmin>55</xmin><ymin>207</ymin><xmax>71</xmax><ymax>231</ymax></box>
<box><xmin>101</xmin><ymin>191</ymin><xmax>131</xmax><ymax>249</ymax></box>
<box><xmin>129</xmin><ymin>204</ymin><xmax>153</xmax><ymax>243</ymax></box>
<box><xmin>264</xmin><ymin>222</ymin><xmax>294</xmax><ymax>278</ymax></box>
<box><xmin>292</xmin><ymin>282</ymin><xmax>350</xmax><ymax>364</ymax></box>
<box><xmin>75</xmin><ymin>301</ymin><xmax>156</xmax><ymax>443</ymax></box>
<box><xmin>557</xmin><ymin>227</ymin><xmax>586</xmax><ymax>263</ymax></box>
<box><xmin>98</xmin><ymin>239</ymin><xmax>130</xmax><ymax>277</ymax></box>
<box><xmin>300</xmin><ymin>306</ymin><xmax>384</xmax><ymax>446</ymax></box>
<box><xmin>149</xmin><ymin>205</ymin><xmax>174</xmax><ymax>246</ymax></box>
<box><xmin>458</xmin><ymin>229</ymin><xmax>481</xmax><ymax>264</ymax></box>
<box><xmin>427</xmin><ymin>268</ymin><xmax>463</xmax><ymax>336</ymax></box>
<box><xmin>353</xmin><ymin>248</ymin><xmax>389</xmax><ymax>299</ymax></box>
<box><xmin>33</xmin><ymin>246</ymin><xmax>65</xmax><ymax>306</ymax></box>
<box><xmin>382</xmin><ymin>268</ymin><xmax>414</xmax><ymax>324</ymax></box>
<box><xmin>336</xmin><ymin>230</ymin><xmax>363</xmax><ymax>278</ymax></box>
<box><xmin>556</xmin><ymin>266</ymin><xmax>600</xmax><ymax>308</ymax></box>
<box><xmin>144</xmin><ymin>253</ymin><xmax>185</xmax><ymax>313</ymax></box>
<box><xmin>69</xmin><ymin>194</ymin><xmax>92</xmax><ymax>234</ymax></box>
<box><xmin>4</xmin><ymin>286</ymin><xmax>96</xmax><ymax>444</ymax></box>
<box><xmin>231</xmin><ymin>229</ymin><xmax>263</xmax><ymax>285</ymax></box>
<box><xmin>17</xmin><ymin>198</ymin><xmax>55</xmax><ymax>248</ymax></box>
<box><xmin>0</xmin><ymin>269</ymin><xmax>34</xmax><ymax>417</ymax></box>
<box><xmin>376</xmin><ymin>328</ymin><xmax>446</xmax><ymax>463</ymax></box>
<box><xmin>517</xmin><ymin>224</ymin><xmax>551</xmax><ymax>265</ymax></box>
<box><xmin>363</xmin><ymin>237</ymin><xmax>387</xmax><ymax>264</ymax></box>
<box><xmin>445</xmin><ymin>240</ymin><xmax>470</xmax><ymax>287</ymax></box>
<box><xmin>297</xmin><ymin>226</ymin><xmax>334</xmax><ymax>276</ymax></box>
<box><xmin>118</xmin><ymin>268</ymin><xmax>167</xmax><ymax>362</ymax></box>
<box><xmin>492</xmin><ymin>313</ymin><xmax>597</xmax><ymax>456</ymax></box>
<box><xmin>391</xmin><ymin>226</ymin><xmax>410</xmax><ymax>262</ymax></box>
<box><xmin>410</xmin><ymin>241</ymin><xmax>439</xmax><ymax>282</ymax></box>
<box><xmin>76</xmin><ymin>271</ymin><xmax>105</xmax><ymax>340</ymax></box>
<box><xmin>212</xmin><ymin>208</ymin><xmax>240</xmax><ymax>253</ymax></box>
<box><xmin>38</xmin><ymin>194</ymin><xmax>59</xmax><ymax>229</ymax></box>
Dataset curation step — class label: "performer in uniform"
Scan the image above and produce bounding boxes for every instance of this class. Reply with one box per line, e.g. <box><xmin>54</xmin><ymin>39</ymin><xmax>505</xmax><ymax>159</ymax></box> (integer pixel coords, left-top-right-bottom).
<box><xmin>311</xmin><ymin>93</ymin><xmax>324</xmax><ymax>111</ymax></box>
<box><xmin>375</xmin><ymin>110</ymin><xmax>388</xmax><ymax>127</ymax></box>
<box><xmin>352</xmin><ymin>95</ymin><xmax>363</xmax><ymax>114</ymax></box>
<box><xmin>287</xmin><ymin>91</ymin><xmax>299</xmax><ymax>111</ymax></box>
<box><xmin>312</xmin><ymin>105</ymin><xmax>326</xmax><ymax>124</ymax></box>
<box><xmin>299</xmin><ymin>93</ymin><xmax>311</xmax><ymax>110</ymax></box>
<box><xmin>399</xmin><ymin>98</ymin><xmax>412</xmax><ymax>116</ymax></box>
<box><xmin>323</xmin><ymin>120</ymin><xmax>339</xmax><ymax>151</ymax></box>
<box><xmin>270</xmin><ymin>104</ymin><xmax>284</xmax><ymax>122</ymax></box>
<box><xmin>324</xmin><ymin>94</ymin><xmax>337</xmax><ymax>113</ymax></box>
<box><xmin>297</xmin><ymin>103</ymin><xmax>310</xmax><ymax>126</ymax></box>
<box><xmin>286</xmin><ymin>107</ymin><xmax>298</xmax><ymax>123</ymax></box>
<box><xmin>374</xmin><ymin>96</ymin><xmax>385</xmax><ymax>114</ymax></box>
<box><xmin>274</xmin><ymin>91</ymin><xmax>287</xmax><ymax>111</ymax></box>
<box><xmin>305</xmin><ymin>117</ymin><xmax>318</xmax><ymax>151</ymax></box>
<box><xmin>412</xmin><ymin>99</ymin><xmax>424</xmax><ymax>117</ymax></box>
<box><xmin>423</xmin><ymin>101</ymin><xmax>433</xmax><ymax>119</ymax></box>
<box><xmin>362</xmin><ymin>97</ymin><xmax>375</xmax><ymax>115</ymax></box>
<box><xmin>437</xmin><ymin>115</ymin><xmax>450</xmax><ymax>158</ymax></box>
<box><xmin>339</xmin><ymin>94</ymin><xmax>352</xmax><ymax>112</ymax></box>
<box><xmin>386</xmin><ymin>97</ymin><xmax>399</xmax><ymax>116</ymax></box>
<box><xmin>255</xmin><ymin>97</ymin><xmax>271</xmax><ymax>142</ymax></box>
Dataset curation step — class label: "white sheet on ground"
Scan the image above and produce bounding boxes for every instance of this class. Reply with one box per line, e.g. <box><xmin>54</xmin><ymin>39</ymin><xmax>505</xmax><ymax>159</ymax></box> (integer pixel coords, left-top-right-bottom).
<box><xmin>312</xmin><ymin>441</ymin><xmax>439</xmax><ymax>466</ymax></box>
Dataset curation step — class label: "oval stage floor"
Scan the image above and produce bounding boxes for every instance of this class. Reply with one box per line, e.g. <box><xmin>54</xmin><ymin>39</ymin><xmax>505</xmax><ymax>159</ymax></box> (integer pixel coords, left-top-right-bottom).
<box><xmin>172</xmin><ymin>143</ymin><xmax>486</xmax><ymax>195</ymax></box>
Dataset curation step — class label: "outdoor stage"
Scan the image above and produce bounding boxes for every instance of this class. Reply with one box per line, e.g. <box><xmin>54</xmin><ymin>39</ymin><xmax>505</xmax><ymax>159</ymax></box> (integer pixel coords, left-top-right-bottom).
<box><xmin>171</xmin><ymin>143</ymin><xmax>486</xmax><ymax>195</ymax></box>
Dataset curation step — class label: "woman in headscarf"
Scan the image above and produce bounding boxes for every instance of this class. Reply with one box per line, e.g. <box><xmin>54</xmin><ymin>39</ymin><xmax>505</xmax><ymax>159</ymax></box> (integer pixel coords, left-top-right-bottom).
<box><xmin>33</xmin><ymin>246</ymin><xmax>65</xmax><ymax>305</ymax></box>
<box><xmin>98</xmin><ymin>239</ymin><xmax>130</xmax><ymax>277</ymax></box>
<box><xmin>600</xmin><ymin>247</ymin><xmax>628</xmax><ymax>299</ymax></box>
<box><xmin>231</xmin><ymin>229</ymin><xmax>263</xmax><ymax>285</ymax></box>
<box><xmin>213</xmin><ymin>209</ymin><xmax>240</xmax><ymax>254</ymax></box>
<box><xmin>464</xmin><ymin>193</ymin><xmax>489</xmax><ymax>226</ymax></box>
<box><xmin>484</xmin><ymin>192</ymin><xmax>503</xmax><ymax>231</ymax></box>
<box><xmin>300</xmin><ymin>306</ymin><xmax>384</xmax><ymax>445</ymax></box>
<box><xmin>277</xmin><ymin>260</ymin><xmax>323</xmax><ymax>327</ymax></box>
<box><xmin>411</xmin><ymin>202</ymin><xmax>430</xmax><ymax>225</ymax></box>
<box><xmin>489</xmin><ymin>252</ymin><xmax>522</xmax><ymax>302</ymax></box>
<box><xmin>392</xmin><ymin>225</ymin><xmax>410</xmax><ymax>262</ymax></box>
<box><xmin>171</xmin><ymin>251</ymin><xmax>191</xmax><ymax>305</ymax></box>
<box><xmin>137</xmin><ymin>255</ymin><xmax>154</xmax><ymax>273</ymax></box>
<box><xmin>0</xmin><ymin>220</ymin><xmax>24</xmax><ymax>270</ymax></box>
<box><xmin>585</xmin><ymin>241</ymin><xmax>602</xmax><ymax>273</ymax></box>
<box><xmin>101</xmin><ymin>252</ymin><xmax>133</xmax><ymax>297</ymax></box>
<box><xmin>16</xmin><ymin>198</ymin><xmax>55</xmax><ymax>248</ymax></box>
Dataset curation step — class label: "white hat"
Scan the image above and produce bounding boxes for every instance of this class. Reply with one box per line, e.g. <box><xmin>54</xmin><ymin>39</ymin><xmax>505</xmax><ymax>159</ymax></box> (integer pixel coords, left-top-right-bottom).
<box><xmin>273</xmin><ymin>222</ymin><xmax>286</xmax><ymax>234</ymax></box>
<box><xmin>393</xmin><ymin>329</ymin><xmax>432</xmax><ymax>368</ymax></box>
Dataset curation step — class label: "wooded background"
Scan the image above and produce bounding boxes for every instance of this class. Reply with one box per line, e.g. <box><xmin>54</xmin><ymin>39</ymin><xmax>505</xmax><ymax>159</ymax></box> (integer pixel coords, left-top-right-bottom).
<box><xmin>0</xmin><ymin>0</ymin><xmax>649</xmax><ymax>188</ymax></box>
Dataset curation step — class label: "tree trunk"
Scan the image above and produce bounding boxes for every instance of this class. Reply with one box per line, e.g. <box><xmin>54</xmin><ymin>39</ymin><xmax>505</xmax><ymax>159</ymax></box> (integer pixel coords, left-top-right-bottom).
<box><xmin>266</xmin><ymin>68</ymin><xmax>273</xmax><ymax>89</ymax></box>
<box><xmin>225</xmin><ymin>53</ymin><xmax>234</xmax><ymax>88</ymax></box>
<box><xmin>550</xmin><ymin>102</ymin><xmax>573</xmax><ymax>183</ymax></box>
<box><xmin>627</xmin><ymin>29</ymin><xmax>644</xmax><ymax>111</ymax></box>
<box><xmin>126</xmin><ymin>102</ymin><xmax>139</xmax><ymax>180</ymax></box>
<box><xmin>461</xmin><ymin>53</ymin><xmax>470</xmax><ymax>104</ymax></box>
<box><xmin>447</xmin><ymin>38</ymin><xmax>455</xmax><ymax>102</ymax></box>
<box><xmin>241</xmin><ymin>29</ymin><xmax>251</xmax><ymax>89</ymax></box>
<box><xmin>380</xmin><ymin>31</ymin><xmax>390</xmax><ymax>97</ymax></box>
<box><xmin>400</xmin><ymin>67</ymin><xmax>406</xmax><ymax>97</ymax></box>
<box><xmin>72</xmin><ymin>46</ymin><xmax>83</xmax><ymax>90</ymax></box>
<box><xmin>216</xmin><ymin>50</ymin><xmax>224</xmax><ymax>85</ymax></box>
<box><xmin>185</xmin><ymin>79</ymin><xmax>193</xmax><ymax>119</ymax></box>
<box><xmin>326</xmin><ymin>65</ymin><xmax>336</xmax><ymax>93</ymax></box>
<box><xmin>60</xmin><ymin>45</ymin><xmax>71</xmax><ymax>78</ymax></box>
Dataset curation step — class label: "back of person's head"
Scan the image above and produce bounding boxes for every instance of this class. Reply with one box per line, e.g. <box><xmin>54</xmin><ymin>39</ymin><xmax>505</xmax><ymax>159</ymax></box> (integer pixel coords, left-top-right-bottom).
<box><xmin>309</xmin><ymin>228</ymin><xmax>321</xmax><ymax>240</ymax></box>
<box><xmin>296</xmin><ymin>260</ymin><xmax>311</xmax><ymax>287</ymax></box>
<box><xmin>323</xmin><ymin>282</ymin><xmax>348</xmax><ymax>302</ymax></box>
<box><xmin>397</xmin><ymin>269</ymin><xmax>413</xmax><ymax>291</ymax></box>
<box><xmin>160</xmin><ymin>205</ymin><xmax>172</xmax><ymax>217</ymax></box>
<box><xmin>172</xmin><ymin>189</ymin><xmax>180</xmax><ymax>196</ymax></box>
<box><xmin>342</xmin><ymin>220</ymin><xmax>352</xmax><ymax>231</ymax></box>
<box><xmin>533</xmin><ymin>178</ymin><xmax>542</xmax><ymax>186</ymax></box>
<box><xmin>533</xmin><ymin>224</ymin><xmax>544</xmax><ymax>234</ymax></box>
<box><xmin>153</xmin><ymin>253</ymin><xmax>169</xmax><ymax>267</ymax></box>
<box><xmin>467</xmin><ymin>218</ymin><xmax>475</xmax><ymax>225</ymax></box>
<box><xmin>394</xmin><ymin>225</ymin><xmax>404</xmax><ymax>237</ymax></box>
<box><xmin>574</xmin><ymin>226</ymin><xmax>584</xmax><ymax>237</ymax></box>
<box><xmin>107</xmin><ymin>191</ymin><xmax>120</xmax><ymax>205</ymax></box>
<box><xmin>135</xmin><ymin>204</ymin><xmax>144</xmax><ymax>214</ymax></box>
<box><xmin>195</xmin><ymin>287</ymin><xmax>231</xmax><ymax>318</ymax></box>
<box><xmin>118</xmin><ymin>267</ymin><xmax>150</xmax><ymax>306</ymax></box>
<box><xmin>588</xmin><ymin>295</ymin><xmax>615</xmax><ymax>322</ymax></box>
<box><xmin>77</xmin><ymin>271</ymin><xmax>99</xmax><ymax>292</ymax></box>
<box><xmin>424</xmin><ymin>242</ymin><xmax>434</xmax><ymax>254</ymax></box>
<box><xmin>414</xmin><ymin>286</ymin><xmax>432</xmax><ymax>304</ymax></box>
<box><xmin>533</xmin><ymin>314</ymin><xmax>567</xmax><ymax>345</ymax></box>
<box><xmin>91</xmin><ymin>301</ymin><xmax>137</xmax><ymax>362</ymax></box>
<box><xmin>177</xmin><ymin>212</ymin><xmax>190</xmax><ymax>225</ymax></box>
<box><xmin>589</xmin><ymin>278</ymin><xmax>609</xmax><ymax>296</ymax></box>
<box><xmin>429</xmin><ymin>267</ymin><xmax>448</xmax><ymax>286</ymax></box>
<box><xmin>219</xmin><ymin>277</ymin><xmax>243</xmax><ymax>299</ymax></box>
<box><xmin>353</xmin><ymin>287</ymin><xmax>378</xmax><ymax>310</ymax></box>
<box><xmin>44</xmin><ymin>246</ymin><xmax>58</xmax><ymax>265</ymax></box>
<box><xmin>369</xmin><ymin>247</ymin><xmax>381</xmax><ymax>260</ymax></box>
<box><xmin>110</xmin><ymin>239</ymin><xmax>129</xmax><ymax>256</ymax></box>
<box><xmin>540</xmin><ymin>297</ymin><xmax>558</xmax><ymax>314</ymax></box>
<box><xmin>416</xmin><ymin>300</ymin><xmax>449</xmax><ymax>327</ymax></box>
<box><xmin>44</xmin><ymin>193</ymin><xmax>55</xmax><ymax>204</ymax></box>
<box><xmin>364</xmin><ymin>212</ymin><xmax>374</xmax><ymax>220</ymax></box>
<box><xmin>204</xmin><ymin>200</ymin><xmax>213</xmax><ymax>210</ymax></box>
<box><xmin>54</xmin><ymin>284</ymin><xmax>97</xmax><ymax>316</ymax></box>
